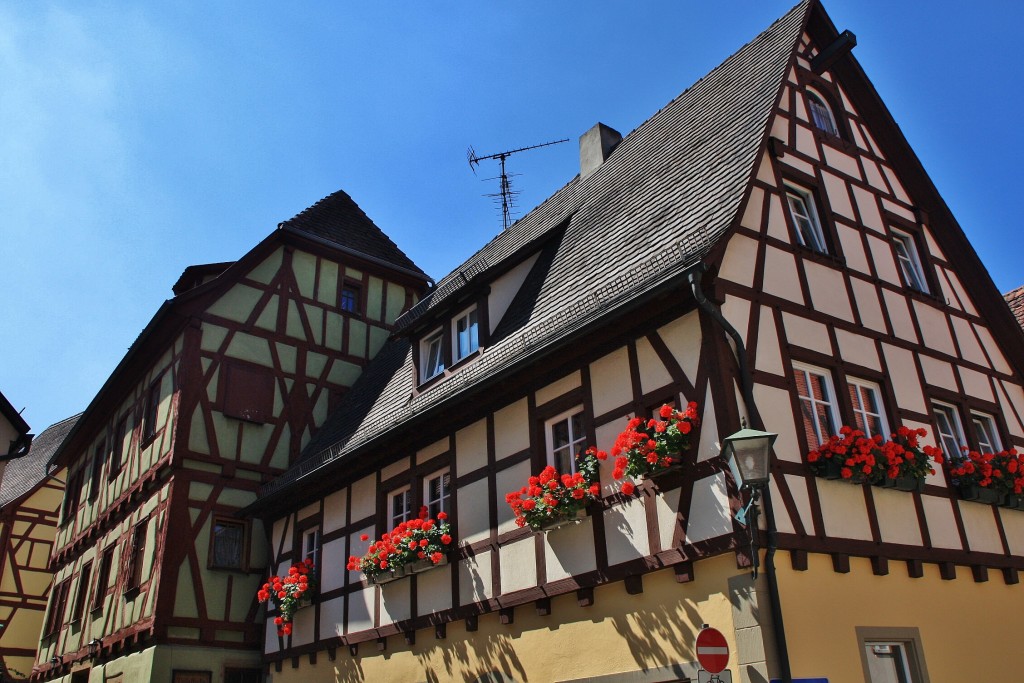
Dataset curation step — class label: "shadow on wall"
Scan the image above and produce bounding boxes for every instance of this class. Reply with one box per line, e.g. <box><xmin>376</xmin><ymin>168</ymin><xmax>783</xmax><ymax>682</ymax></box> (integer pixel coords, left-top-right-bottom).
<box><xmin>418</xmin><ymin>631</ymin><xmax>528</xmax><ymax>683</ymax></box>
<box><xmin>609</xmin><ymin>587</ymin><xmax>705</xmax><ymax>673</ymax></box>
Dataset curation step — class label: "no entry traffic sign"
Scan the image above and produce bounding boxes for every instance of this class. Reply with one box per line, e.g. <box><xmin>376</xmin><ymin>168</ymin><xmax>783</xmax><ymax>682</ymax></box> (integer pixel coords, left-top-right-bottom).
<box><xmin>696</xmin><ymin>626</ymin><xmax>729</xmax><ymax>673</ymax></box>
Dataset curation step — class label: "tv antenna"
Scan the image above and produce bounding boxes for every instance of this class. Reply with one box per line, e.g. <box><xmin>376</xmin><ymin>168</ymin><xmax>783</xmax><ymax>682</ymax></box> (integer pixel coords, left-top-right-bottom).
<box><xmin>467</xmin><ymin>138</ymin><xmax>568</xmax><ymax>230</ymax></box>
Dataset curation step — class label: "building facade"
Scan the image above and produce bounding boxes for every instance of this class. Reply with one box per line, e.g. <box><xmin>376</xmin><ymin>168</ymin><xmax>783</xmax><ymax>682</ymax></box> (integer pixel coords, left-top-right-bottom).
<box><xmin>246</xmin><ymin>2</ymin><xmax>1024</xmax><ymax>683</ymax></box>
<box><xmin>35</xmin><ymin>193</ymin><xmax>429</xmax><ymax>683</ymax></box>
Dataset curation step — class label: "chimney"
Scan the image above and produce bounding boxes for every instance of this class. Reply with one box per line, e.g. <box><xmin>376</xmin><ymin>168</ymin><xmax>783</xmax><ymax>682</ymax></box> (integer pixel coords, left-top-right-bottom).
<box><xmin>579</xmin><ymin>123</ymin><xmax>622</xmax><ymax>178</ymax></box>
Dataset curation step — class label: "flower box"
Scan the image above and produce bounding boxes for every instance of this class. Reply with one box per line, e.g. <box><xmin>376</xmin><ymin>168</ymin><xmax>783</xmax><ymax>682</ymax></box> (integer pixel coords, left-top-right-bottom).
<box><xmin>369</xmin><ymin>566</ymin><xmax>408</xmax><ymax>585</ymax></box>
<box><xmin>506</xmin><ymin>448</ymin><xmax>604</xmax><ymax>531</ymax></box>
<box><xmin>535</xmin><ymin>508</ymin><xmax>588</xmax><ymax>533</ymax></box>
<box><xmin>641</xmin><ymin>461</ymin><xmax>686</xmax><ymax>481</ymax></box>
<box><xmin>959</xmin><ymin>484</ymin><xmax>1006</xmax><ymax>506</ymax></box>
<box><xmin>611</xmin><ymin>403</ymin><xmax>699</xmax><ymax>494</ymax></box>
<box><xmin>348</xmin><ymin>508</ymin><xmax>454</xmax><ymax>585</ymax></box>
<box><xmin>256</xmin><ymin>559</ymin><xmax>317</xmax><ymax>637</ymax></box>
<box><xmin>409</xmin><ymin>555</ymin><xmax>448</xmax><ymax>573</ymax></box>
<box><xmin>882</xmin><ymin>476</ymin><xmax>925</xmax><ymax>493</ymax></box>
<box><xmin>1002</xmin><ymin>494</ymin><xmax>1024</xmax><ymax>510</ymax></box>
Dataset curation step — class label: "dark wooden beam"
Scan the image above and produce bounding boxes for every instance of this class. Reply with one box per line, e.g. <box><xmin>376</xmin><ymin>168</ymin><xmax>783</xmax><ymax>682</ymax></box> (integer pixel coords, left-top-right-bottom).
<box><xmin>674</xmin><ymin>561</ymin><xmax>695</xmax><ymax>583</ymax></box>
<box><xmin>971</xmin><ymin>565</ymin><xmax>989</xmax><ymax>583</ymax></box>
<box><xmin>870</xmin><ymin>556</ymin><xmax>888</xmax><ymax>576</ymax></box>
<box><xmin>1003</xmin><ymin>567</ymin><xmax>1019</xmax><ymax>585</ymax></box>
<box><xmin>938</xmin><ymin>562</ymin><xmax>956</xmax><ymax>581</ymax></box>
<box><xmin>434</xmin><ymin>623</ymin><xmax>447</xmax><ymax>640</ymax></box>
<box><xmin>624</xmin><ymin>574</ymin><xmax>644</xmax><ymax>595</ymax></box>
<box><xmin>831</xmin><ymin>553</ymin><xmax>850</xmax><ymax>574</ymax></box>
<box><xmin>376</xmin><ymin>637</ymin><xmax>387</xmax><ymax>652</ymax></box>
<box><xmin>499</xmin><ymin>607</ymin><xmax>514</xmax><ymax>625</ymax></box>
<box><xmin>811</xmin><ymin>30</ymin><xmax>857</xmax><ymax>74</ymax></box>
<box><xmin>466</xmin><ymin>614</ymin><xmax>479</xmax><ymax>632</ymax></box>
<box><xmin>790</xmin><ymin>550</ymin><xmax>808</xmax><ymax>571</ymax></box>
<box><xmin>535</xmin><ymin>598</ymin><xmax>551</xmax><ymax>616</ymax></box>
<box><xmin>576</xmin><ymin>587</ymin><xmax>594</xmax><ymax>607</ymax></box>
<box><xmin>906</xmin><ymin>559</ymin><xmax>924</xmax><ymax>578</ymax></box>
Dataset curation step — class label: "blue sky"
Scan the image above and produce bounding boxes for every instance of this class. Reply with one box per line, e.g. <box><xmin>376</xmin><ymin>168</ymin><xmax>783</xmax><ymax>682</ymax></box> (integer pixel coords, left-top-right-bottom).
<box><xmin>2</xmin><ymin>1</ymin><xmax>1022</xmax><ymax>433</ymax></box>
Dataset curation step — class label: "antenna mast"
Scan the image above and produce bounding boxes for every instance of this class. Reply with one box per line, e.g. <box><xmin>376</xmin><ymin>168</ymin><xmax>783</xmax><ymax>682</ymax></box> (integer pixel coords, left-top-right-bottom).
<box><xmin>467</xmin><ymin>138</ymin><xmax>568</xmax><ymax>230</ymax></box>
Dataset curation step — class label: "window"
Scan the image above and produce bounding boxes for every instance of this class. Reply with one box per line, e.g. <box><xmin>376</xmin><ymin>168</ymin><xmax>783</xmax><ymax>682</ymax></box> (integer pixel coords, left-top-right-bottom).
<box><xmin>142</xmin><ymin>379</ymin><xmax>161</xmax><ymax>442</ymax></box>
<box><xmin>45</xmin><ymin>578</ymin><xmax>71</xmax><ymax>636</ymax></box>
<box><xmin>210</xmin><ymin>519</ymin><xmax>246</xmax><ymax>570</ymax></box>
<box><xmin>793</xmin><ymin>363</ymin><xmax>840</xmax><ymax>449</ymax></box>
<box><xmin>807</xmin><ymin>89</ymin><xmax>839</xmax><ymax>136</ymax></box>
<box><xmin>453</xmin><ymin>307</ymin><xmax>480</xmax><ymax>362</ymax></box>
<box><xmin>93</xmin><ymin>546</ymin><xmax>114</xmax><ymax>611</ymax></box>
<box><xmin>857</xmin><ymin>627</ymin><xmax>929</xmax><ymax>683</ymax></box>
<box><xmin>546</xmin><ymin>409</ymin><xmax>587</xmax><ymax>475</ymax></box>
<box><xmin>785</xmin><ymin>185</ymin><xmax>828</xmax><ymax>254</ymax></box>
<box><xmin>340</xmin><ymin>283</ymin><xmax>361</xmax><ymax>314</ymax></box>
<box><xmin>109</xmin><ymin>415</ymin><xmax>128</xmax><ymax>480</ymax></box>
<box><xmin>420</xmin><ymin>330</ymin><xmax>445</xmax><ymax>382</ymax></box>
<box><xmin>62</xmin><ymin>468</ymin><xmax>84</xmax><ymax>524</ymax></box>
<box><xmin>71</xmin><ymin>561</ymin><xmax>92</xmax><ymax>623</ymax></box>
<box><xmin>971</xmin><ymin>412</ymin><xmax>1002</xmax><ymax>454</ymax></box>
<box><xmin>388</xmin><ymin>486</ymin><xmax>413</xmax><ymax>530</ymax></box>
<box><xmin>424</xmin><ymin>469</ymin><xmax>451</xmax><ymax>519</ymax></box>
<box><xmin>303</xmin><ymin>527</ymin><xmax>322</xmax><ymax>569</ymax></box>
<box><xmin>222</xmin><ymin>363</ymin><xmax>274</xmax><ymax>424</ymax></box>
<box><xmin>89</xmin><ymin>439</ymin><xmax>105</xmax><ymax>500</ymax></box>
<box><xmin>848</xmin><ymin>379</ymin><xmax>889</xmax><ymax>439</ymax></box>
<box><xmin>892</xmin><ymin>229</ymin><xmax>929</xmax><ymax>294</ymax></box>
<box><xmin>126</xmin><ymin>519</ymin><xmax>148</xmax><ymax>592</ymax></box>
<box><xmin>932</xmin><ymin>402</ymin><xmax>966</xmax><ymax>459</ymax></box>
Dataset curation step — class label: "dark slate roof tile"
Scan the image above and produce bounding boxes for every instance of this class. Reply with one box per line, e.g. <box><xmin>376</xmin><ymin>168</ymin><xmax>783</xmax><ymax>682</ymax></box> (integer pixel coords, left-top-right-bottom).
<box><xmin>0</xmin><ymin>413</ymin><xmax>80</xmax><ymax>508</ymax></box>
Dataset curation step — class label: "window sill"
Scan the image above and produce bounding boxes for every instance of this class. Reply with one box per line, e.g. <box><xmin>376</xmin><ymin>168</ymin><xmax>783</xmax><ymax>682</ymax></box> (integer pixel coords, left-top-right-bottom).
<box><xmin>815</xmin><ymin>129</ymin><xmax>858</xmax><ymax>156</ymax></box>
<box><xmin>794</xmin><ymin>244</ymin><xmax>845</xmax><ymax>268</ymax></box>
<box><xmin>122</xmin><ymin>587</ymin><xmax>140</xmax><ymax>600</ymax></box>
<box><xmin>904</xmin><ymin>286</ymin><xmax>943</xmax><ymax>307</ymax></box>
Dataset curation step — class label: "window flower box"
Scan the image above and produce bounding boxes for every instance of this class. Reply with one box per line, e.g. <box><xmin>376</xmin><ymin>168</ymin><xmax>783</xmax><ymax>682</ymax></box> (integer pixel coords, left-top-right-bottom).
<box><xmin>506</xmin><ymin>448</ymin><xmax>604</xmax><ymax>532</ymax></box>
<box><xmin>611</xmin><ymin>403</ymin><xmax>700</xmax><ymax>494</ymax></box>
<box><xmin>534</xmin><ymin>508</ymin><xmax>588</xmax><ymax>533</ymax></box>
<box><xmin>807</xmin><ymin>426</ymin><xmax>941</xmax><ymax>491</ymax></box>
<box><xmin>256</xmin><ymin>559</ymin><xmax>317</xmax><ymax>637</ymax></box>
<box><xmin>1003</xmin><ymin>493</ymin><xmax>1024</xmax><ymax>510</ymax></box>
<box><xmin>348</xmin><ymin>508</ymin><xmax>454</xmax><ymax>584</ymax></box>
<box><xmin>947</xmin><ymin>448</ymin><xmax>1024</xmax><ymax>508</ymax></box>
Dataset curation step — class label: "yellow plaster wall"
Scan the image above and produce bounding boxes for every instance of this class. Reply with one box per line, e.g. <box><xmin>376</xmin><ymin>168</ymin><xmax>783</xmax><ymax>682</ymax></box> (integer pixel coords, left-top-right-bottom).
<box><xmin>777</xmin><ymin>552</ymin><xmax>1024</xmax><ymax>683</ymax></box>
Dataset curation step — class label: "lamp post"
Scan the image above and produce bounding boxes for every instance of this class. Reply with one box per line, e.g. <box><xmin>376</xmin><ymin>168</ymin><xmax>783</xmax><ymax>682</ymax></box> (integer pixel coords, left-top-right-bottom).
<box><xmin>88</xmin><ymin>638</ymin><xmax>103</xmax><ymax>658</ymax></box>
<box><xmin>722</xmin><ymin>428</ymin><xmax>777</xmax><ymax>579</ymax></box>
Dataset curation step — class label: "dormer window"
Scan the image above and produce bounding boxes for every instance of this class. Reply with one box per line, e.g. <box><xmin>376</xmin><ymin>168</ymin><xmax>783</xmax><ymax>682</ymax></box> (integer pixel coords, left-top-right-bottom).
<box><xmin>807</xmin><ymin>89</ymin><xmax>839</xmax><ymax>137</ymax></box>
<box><xmin>453</xmin><ymin>306</ymin><xmax>479</xmax><ymax>362</ymax></box>
<box><xmin>420</xmin><ymin>330</ymin><xmax>445</xmax><ymax>382</ymax></box>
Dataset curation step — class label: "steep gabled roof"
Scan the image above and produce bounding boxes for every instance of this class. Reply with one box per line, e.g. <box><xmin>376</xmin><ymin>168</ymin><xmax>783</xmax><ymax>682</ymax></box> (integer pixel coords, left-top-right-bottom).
<box><xmin>279</xmin><ymin>189</ymin><xmax>428</xmax><ymax>278</ymax></box>
<box><xmin>1005</xmin><ymin>286</ymin><xmax>1024</xmax><ymax>330</ymax></box>
<box><xmin>257</xmin><ymin>1</ymin><xmax>811</xmax><ymax>506</ymax></box>
<box><xmin>0</xmin><ymin>390</ymin><xmax>30</xmax><ymax>438</ymax></box>
<box><xmin>0</xmin><ymin>413</ymin><xmax>80</xmax><ymax>508</ymax></box>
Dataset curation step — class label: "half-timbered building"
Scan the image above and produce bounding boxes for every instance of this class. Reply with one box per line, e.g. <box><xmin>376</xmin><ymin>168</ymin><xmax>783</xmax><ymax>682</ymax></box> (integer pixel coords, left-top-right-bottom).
<box><xmin>0</xmin><ymin>391</ymin><xmax>32</xmax><ymax>466</ymax></box>
<box><xmin>246</xmin><ymin>2</ymin><xmax>1024</xmax><ymax>682</ymax></box>
<box><xmin>35</xmin><ymin>192</ymin><xmax>429</xmax><ymax>682</ymax></box>
<box><xmin>0</xmin><ymin>415</ymin><xmax>76</xmax><ymax>682</ymax></box>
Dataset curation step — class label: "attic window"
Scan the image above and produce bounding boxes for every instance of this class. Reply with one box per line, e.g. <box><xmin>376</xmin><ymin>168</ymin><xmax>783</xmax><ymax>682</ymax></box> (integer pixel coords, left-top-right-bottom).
<box><xmin>420</xmin><ymin>330</ymin><xmax>445</xmax><ymax>382</ymax></box>
<box><xmin>807</xmin><ymin>89</ymin><xmax>839</xmax><ymax>137</ymax></box>
<box><xmin>453</xmin><ymin>306</ymin><xmax>479</xmax><ymax>362</ymax></box>
<box><xmin>340</xmin><ymin>282</ymin><xmax>361</xmax><ymax>314</ymax></box>
<box><xmin>785</xmin><ymin>184</ymin><xmax>829</xmax><ymax>254</ymax></box>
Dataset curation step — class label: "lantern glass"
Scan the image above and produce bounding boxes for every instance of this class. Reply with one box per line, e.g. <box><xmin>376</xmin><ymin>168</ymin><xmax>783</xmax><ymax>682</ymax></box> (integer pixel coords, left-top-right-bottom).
<box><xmin>724</xmin><ymin>428</ymin><xmax>777</xmax><ymax>489</ymax></box>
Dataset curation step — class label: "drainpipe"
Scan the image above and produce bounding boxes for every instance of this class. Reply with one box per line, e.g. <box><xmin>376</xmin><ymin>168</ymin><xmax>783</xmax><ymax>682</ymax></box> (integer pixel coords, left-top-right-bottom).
<box><xmin>688</xmin><ymin>265</ymin><xmax>793</xmax><ymax>683</ymax></box>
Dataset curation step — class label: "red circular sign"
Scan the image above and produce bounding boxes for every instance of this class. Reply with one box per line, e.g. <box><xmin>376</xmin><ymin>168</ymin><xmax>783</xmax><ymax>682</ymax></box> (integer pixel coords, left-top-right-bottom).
<box><xmin>695</xmin><ymin>627</ymin><xmax>729</xmax><ymax>673</ymax></box>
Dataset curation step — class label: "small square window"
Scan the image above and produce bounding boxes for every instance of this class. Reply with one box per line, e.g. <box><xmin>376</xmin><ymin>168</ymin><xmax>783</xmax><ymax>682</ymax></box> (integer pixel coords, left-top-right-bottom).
<box><xmin>340</xmin><ymin>283</ymin><xmax>361</xmax><ymax>314</ymax></box>
<box><xmin>453</xmin><ymin>307</ymin><xmax>479</xmax><ymax>362</ymax></box>
<box><xmin>892</xmin><ymin>229</ymin><xmax>930</xmax><ymax>294</ymax></box>
<box><xmin>211</xmin><ymin>519</ymin><xmax>246</xmax><ymax>570</ymax></box>
<box><xmin>848</xmin><ymin>379</ymin><xmax>888</xmax><ymax>439</ymax></box>
<box><xmin>971</xmin><ymin>412</ymin><xmax>1002</xmax><ymax>454</ymax></box>
<box><xmin>420</xmin><ymin>330</ymin><xmax>445</xmax><ymax>382</ymax></box>
<box><xmin>424</xmin><ymin>470</ymin><xmax>451</xmax><ymax>519</ymax></box>
<box><xmin>546</xmin><ymin>409</ymin><xmax>587</xmax><ymax>475</ymax></box>
<box><xmin>932</xmin><ymin>402</ymin><xmax>966</xmax><ymax>458</ymax></box>
<box><xmin>785</xmin><ymin>185</ymin><xmax>828</xmax><ymax>254</ymax></box>
<box><xmin>793</xmin><ymin>363</ymin><xmax>840</xmax><ymax>449</ymax></box>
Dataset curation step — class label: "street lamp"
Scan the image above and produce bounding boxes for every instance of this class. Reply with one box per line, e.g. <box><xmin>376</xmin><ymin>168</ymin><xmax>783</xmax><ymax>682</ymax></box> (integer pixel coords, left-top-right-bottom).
<box><xmin>88</xmin><ymin>638</ymin><xmax>103</xmax><ymax>658</ymax></box>
<box><xmin>722</xmin><ymin>427</ymin><xmax>777</xmax><ymax>578</ymax></box>
<box><xmin>49</xmin><ymin>655</ymin><xmax>61</xmax><ymax>668</ymax></box>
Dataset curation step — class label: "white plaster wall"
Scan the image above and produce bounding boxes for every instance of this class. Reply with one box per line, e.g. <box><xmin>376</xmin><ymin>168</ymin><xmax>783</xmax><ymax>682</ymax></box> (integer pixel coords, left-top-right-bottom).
<box><xmin>686</xmin><ymin>473</ymin><xmax>732</xmax><ymax>543</ymax></box>
<box><xmin>817</xmin><ymin>481</ymin><xmax>872</xmax><ymax>541</ymax></box>
<box><xmin>455</xmin><ymin>420</ymin><xmax>488</xmax><ymax>475</ymax></box>
<box><xmin>604</xmin><ymin>498</ymin><xmax>650</xmax><ymax>565</ymax></box>
<box><xmin>535</xmin><ymin>371</ymin><xmax>581</xmax><ymax>407</ymax></box>
<box><xmin>544</xmin><ymin>517</ymin><xmax>597</xmax><ymax>581</ymax></box>
<box><xmin>590</xmin><ymin>348</ymin><xmax>633</xmax><ymax>417</ymax></box>
<box><xmin>494</xmin><ymin>399</ymin><xmax>529</xmax><ymax>459</ymax></box>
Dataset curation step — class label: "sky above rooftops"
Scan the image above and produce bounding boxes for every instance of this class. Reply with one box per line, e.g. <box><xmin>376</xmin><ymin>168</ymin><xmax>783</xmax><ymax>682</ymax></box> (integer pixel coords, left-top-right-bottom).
<box><xmin>2</xmin><ymin>1</ymin><xmax>1021</xmax><ymax>433</ymax></box>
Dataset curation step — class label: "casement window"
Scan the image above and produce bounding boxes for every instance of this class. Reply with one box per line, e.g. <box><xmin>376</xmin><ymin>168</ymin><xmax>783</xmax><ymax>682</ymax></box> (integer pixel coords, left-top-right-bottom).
<box><xmin>793</xmin><ymin>363</ymin><xmax>840</xmax><ymax>449</ymax></box>
<box><xmin>971</xmin><ymin>412</ymin><xmax>1003</xmax><ymax>454</ymax></box>
<box><xmin>892</xmin><ymin>229</ymin><xmax>930</xmax><ymax>294</ymax></box>
<box><xmin>807</xmin><ymin>89</ymin><xmax>839</xmax><ymax>137</ymax></box>
<box><xmin>109</xmin><ymin>415</ymin><xmax>128</xmax><ymax>480</ymax></box>
<box><xmin>93</xmin><ymin>546</ymin><xmax>114</xmax><ymax>611</ymax></box>
<box><xmin>303</xmin><ymin>527</ymin><xmax>322</xmax><ymax>569</ymax></box>
<box><xmin>785</xmin><ymin>185</ymin><xmax>829</xmax><ymax>254</ymax></box>
<box><xmin>142</xmin><ymin>379</ymin><xmax>161</xmax><ymax>442</ymax></box>
<box><xmin>420</xmin><ymin>330</ymin><xmax>445</xmax><ymax>382</ymax></box>
<box><xmin>453</xmin><ymin>306</ymin><xmax>480</xmax><ymax>362</ymax></box>
<box><xmin>126</xmin><ymin>518</ymin><xmax>149</xmax><ymax>592</ymax></box>
<box><xmin>62</xmin><ymin>468</ymin><xmax>84</xmax><ymax>525</ymax></box>
<box><xmin>848</xmin><ymin>379</ymin><xmax>889</xmax><ymax>439</ymax></box>
<box><xmin>210</xmin><ymin>518</ymin><xmax>247</xmax><ymax>570</ymax></box>
<box><xmin>71</xmin><ymin>561</ymin><xmax>92</xmax><ymax>623</ymax></box>
<box><xmin>89</xmin><ymin>439</ymin><xmax>105</xmax><ymax>500</ymax></box>
<box><xmin>546</xmin><ymin>408</ymin><xmax>587</xmax><ymax>475</ymax></box>
<box><xmin>45</xmin><ymin>578</ymin><xmax>71</xmax><ymax>636</ymax></box>
<box><xmin>423</xmin><ymin>469</ymin><xmax>451</xmax><ymax>519</ymax></box>
<box><xmin>932</xmin><ymin>402</ymin><xmax>967</xmax><ymax>458</ymax></box>
<box><xmin>340</xmin><ymin>282</ymin><xmax>361</xmax><ymax>314</ymax></box>
<box><xmin>388</xmin><ymin>486</ymin><xmax>413</xmax><ymax>530</ymax></box>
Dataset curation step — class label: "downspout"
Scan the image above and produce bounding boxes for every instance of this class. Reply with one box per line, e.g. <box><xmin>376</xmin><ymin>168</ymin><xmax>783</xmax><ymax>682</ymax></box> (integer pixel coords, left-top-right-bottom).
<box><xmin>688</xmin><ymin>265</ymin><xmax>793</xmax><ymax>683</ymax></box>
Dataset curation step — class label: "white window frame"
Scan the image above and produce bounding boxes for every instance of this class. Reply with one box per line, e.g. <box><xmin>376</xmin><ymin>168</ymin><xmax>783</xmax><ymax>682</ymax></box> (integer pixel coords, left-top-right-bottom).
<box><xmin>303</xmin><ymin>527</ymin><xmax>321</xmax><ymax>569</ymax></box>
<box><xmin>793</xmin><ymin>363</ymin><xmax>841</xmax><ymax>449</ymax></box>
<box><xmin>387</xmin><ymin>486</ymin><xmax>412</xmax><ymax>530</ymax></box>
<box><xmin>848</xmin><ymin>378</ymin><xmax>889</xmax><ymax>439</ymax></box>
<box><xmin>971</xmin><ymin>412</ymin><xmax>1003</xmax><ymax>454</ymax></box>
<box><xmin>892</xmin><ymin>228</ymin><xmax>930</xmax><ymax>294</ymax></box>
<box><xmin>785</xmin><ymin>184</ymin><xmax>828</xmax><ymax>254</ymax></box>
<box><xmin>545</xmin><ymin>408</ymin><xmax>587</xmax><ymax>475</ymax></box>
<box><xmin>420</xmin><ymin>329</ymin><xmax>445</xmax><ymax>382</ymax></box>
<box><xmin>932</xmin><ymin>402</ymin><xmax>967</xmax><ymax>459</ymax></box>
<box><xmin>423</xmin><ymin>469</ymin><xmax>451</xmax><ymax>519</ymax></box>
<box><xmin>452</xmin><ymin>306</ymin><xmax>480</xmax><ymax>363</ymax></box>
<box><xmin>806</xmin><ymin>88</ymin><xmax>839</xmax><ymax>137</ymax></box>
